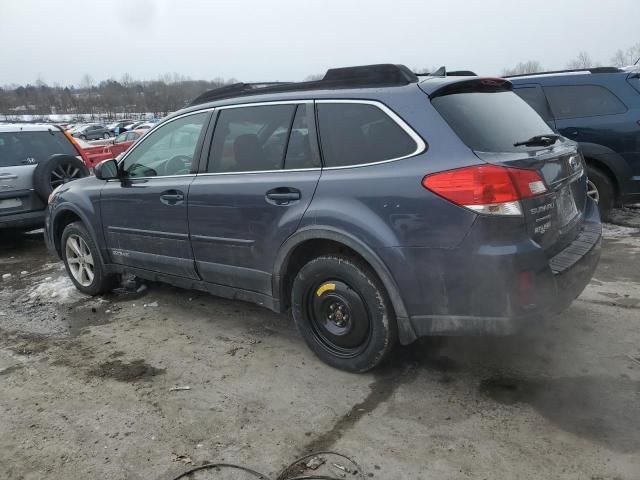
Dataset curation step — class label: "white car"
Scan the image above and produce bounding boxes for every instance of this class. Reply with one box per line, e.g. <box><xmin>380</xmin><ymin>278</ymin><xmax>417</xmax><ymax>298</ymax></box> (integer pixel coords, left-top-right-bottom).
<box><xmin>0</xmin><ymin>124</ymin><xmax>89</xmax><ymax>232</ymax></box>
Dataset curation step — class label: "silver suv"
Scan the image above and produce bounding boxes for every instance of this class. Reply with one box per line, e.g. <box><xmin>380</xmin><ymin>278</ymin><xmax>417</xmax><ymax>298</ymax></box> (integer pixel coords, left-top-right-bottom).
<box><xmin>0</xmin><ymin>124</ymin><xmax>89</xmax><ymax>233</ymax></box>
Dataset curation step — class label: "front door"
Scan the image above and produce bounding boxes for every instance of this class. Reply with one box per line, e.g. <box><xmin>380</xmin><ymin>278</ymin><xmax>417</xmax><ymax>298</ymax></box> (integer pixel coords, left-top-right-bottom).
<box><xmin>188</xmin><ymin>102</ymin><xmax>321</xmax><ymax>294</ymax></box>
<box><xmin>100</xmin><ymin>111</ymin><xmax>210</xmax><ymax>278</ymax></box>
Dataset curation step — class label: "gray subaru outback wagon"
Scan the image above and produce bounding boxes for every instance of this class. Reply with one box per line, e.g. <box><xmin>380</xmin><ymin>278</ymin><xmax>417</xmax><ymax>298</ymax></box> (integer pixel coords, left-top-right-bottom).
<box><xmin>45</xmin><ymin>64</ymin><xmax>601</xmax><ymax>372</ymax></box>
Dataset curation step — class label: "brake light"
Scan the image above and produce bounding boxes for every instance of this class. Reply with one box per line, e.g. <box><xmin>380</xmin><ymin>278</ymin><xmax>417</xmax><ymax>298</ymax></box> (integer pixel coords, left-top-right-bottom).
<box><xmin>422</xmin><ymin>164</ymin><xmax>547</xmax><ymax>216</ymax></box>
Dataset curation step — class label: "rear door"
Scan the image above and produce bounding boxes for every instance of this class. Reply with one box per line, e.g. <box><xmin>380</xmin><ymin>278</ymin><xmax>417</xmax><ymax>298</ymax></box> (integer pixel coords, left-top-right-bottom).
<box><xmin>0</xmin><ymin>128</ymin><xmax>78</xmax><ymax>219</ymax></box>
<box><xmin>100</xmin><ymin>111</ymin><xmax>210</xmax><ymax>278</ymax></box>
<box><xmin>188</xmin><ymin>102</ymin><xmax>321</xmax><ymax>294</ymax></box>
<box><xmin>543</xmin><ymin>83</ymin><xmax>638</xmax><ymax>178</ymax></box>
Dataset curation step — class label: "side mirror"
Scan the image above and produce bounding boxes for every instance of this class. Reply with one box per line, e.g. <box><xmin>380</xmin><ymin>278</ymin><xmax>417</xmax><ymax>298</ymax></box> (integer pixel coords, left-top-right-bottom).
<box><xmin>94</xmin><ymin>159</ymin><xmax>120</xmax><ymax>180</ymax></box>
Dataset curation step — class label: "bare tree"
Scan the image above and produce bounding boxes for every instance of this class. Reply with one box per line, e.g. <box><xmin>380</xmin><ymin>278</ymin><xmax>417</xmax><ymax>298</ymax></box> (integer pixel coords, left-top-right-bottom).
<box><xmin>502</xmin><ymin>60</ymin><xmax>543</xmax><ymax>76</ymax></box>
<box><xmin>304</xmin><ymin>73</ymin><xmax>324</xmax><ymax>81</ymax></box>
<box><xmin>80</xmin><ymin>74</ymin><xmax>94</xmax><ymax>90</ymax></box>
<box><xmin>611</xmin><ymin>43</ymin><xmax>640</xmax><ymax>66</ymax></box>
<box><xmin>566</xmin><ymin>51</ymin><xmax>598</xmax><ymax>69</ymax></box>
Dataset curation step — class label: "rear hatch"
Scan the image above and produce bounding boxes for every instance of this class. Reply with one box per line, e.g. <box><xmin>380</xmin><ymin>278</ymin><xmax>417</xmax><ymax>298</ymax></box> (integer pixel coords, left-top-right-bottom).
<box><xmin>0</xmin><ymin>128</ymin><xmax>79</xmax><ymax>217</ymax></box>
<box><xmin>425</xmin><ymin>78</ymin><xmax>587</xmax><ymax>255</ymax></box>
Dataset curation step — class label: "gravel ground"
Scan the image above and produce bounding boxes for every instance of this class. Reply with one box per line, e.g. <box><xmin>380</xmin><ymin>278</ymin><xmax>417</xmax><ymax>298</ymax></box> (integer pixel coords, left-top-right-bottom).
<box><xmin>0</xmin><ymin>210</ymin><xmax>639</xmax><ymax>480</ymax></box>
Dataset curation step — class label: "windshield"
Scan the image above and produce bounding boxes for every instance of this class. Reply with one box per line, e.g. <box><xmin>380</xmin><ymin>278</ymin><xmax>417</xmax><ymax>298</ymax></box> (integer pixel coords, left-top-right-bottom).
<box><xmin>432</xmin><ymin>90</ymin><xmax>554</xmax><ymax>152</ymax></box>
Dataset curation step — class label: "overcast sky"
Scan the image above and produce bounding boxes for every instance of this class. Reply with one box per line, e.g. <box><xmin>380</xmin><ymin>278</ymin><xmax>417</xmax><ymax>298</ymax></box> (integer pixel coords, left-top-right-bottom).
<box><xmin>1</xmin><ymin>0</ymin><xmax>638</xmax><ymax>86</ymax></box>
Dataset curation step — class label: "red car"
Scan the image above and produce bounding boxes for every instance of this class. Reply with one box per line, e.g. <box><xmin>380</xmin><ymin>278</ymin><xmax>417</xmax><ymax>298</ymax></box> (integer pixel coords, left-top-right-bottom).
<box><xmin>72</xmin><ymin>130</ymin><xmax>145</xmax><ymax>168</ymax></box>
<box><xmin>109</xmin><ymin>130</ymin><xmax>144</xmax><ymax>157</ymax></box>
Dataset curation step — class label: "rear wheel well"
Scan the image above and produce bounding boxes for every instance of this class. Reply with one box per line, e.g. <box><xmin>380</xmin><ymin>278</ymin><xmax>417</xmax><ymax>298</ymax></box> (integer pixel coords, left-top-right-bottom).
<box><xmin>53</xmin><ymin>210</ymin><xmax>82</xmax><ymax>255</ymax></box>
<box><xmin>281</xmin><ymin>239</ymin><xmax>383</xmax><ymax>311</ymax></box>
<box><xmin>584</xmin><ymin>157</ymin><xmax>619</xmax><ymax>200</ymax></box>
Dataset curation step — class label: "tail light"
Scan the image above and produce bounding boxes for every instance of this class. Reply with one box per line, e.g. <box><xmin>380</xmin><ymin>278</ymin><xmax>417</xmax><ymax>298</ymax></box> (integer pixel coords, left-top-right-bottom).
<box><xmin>422</xmin><ymin>164</ymin><xmax>547</xmax><ymax>216</ymax></box>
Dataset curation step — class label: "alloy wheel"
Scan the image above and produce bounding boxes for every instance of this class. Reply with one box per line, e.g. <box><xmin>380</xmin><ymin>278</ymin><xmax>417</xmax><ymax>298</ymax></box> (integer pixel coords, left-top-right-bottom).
<box><xmin>51</xmin><ymin>162</ymin><xmax>82</xmax><ymax>188</ymax></box>
<box><xmin>586</xmin><ymin>179</ymin><xmax>599</xmax><ymax>203</ymax></box>
<box><xmin>65</xmin><ymin>234</ymin><xmax>95</xmax><ymax>287</ymax></box>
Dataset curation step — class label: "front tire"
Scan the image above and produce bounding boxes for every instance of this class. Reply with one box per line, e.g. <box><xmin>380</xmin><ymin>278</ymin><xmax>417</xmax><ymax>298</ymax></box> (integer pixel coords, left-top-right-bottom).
<box><xmin>61</xmin><ymin>222</ymin><xmax>116</xmax><ymax>295</ymax></box>
<box><xmin>586</xmin><ymin>165</ymin><xmax>614</xmax><ymax>221</ymax></box>
<box><xmin>291</xmin><ymin>255</ymin><xmax>397</xmax><ymax>372</ymax></box>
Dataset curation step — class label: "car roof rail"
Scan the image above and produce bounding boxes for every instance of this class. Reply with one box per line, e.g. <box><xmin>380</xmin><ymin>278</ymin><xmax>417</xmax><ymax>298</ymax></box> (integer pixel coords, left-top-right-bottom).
<box><xmin>503</xmin><ymin>67</ymin><xmax>623</xmax><ymax>78</ymax></box>
<box><xmin>189</xmin><ymin>64</ymin><xmax>419</xmax><ymax>106</ymax></box>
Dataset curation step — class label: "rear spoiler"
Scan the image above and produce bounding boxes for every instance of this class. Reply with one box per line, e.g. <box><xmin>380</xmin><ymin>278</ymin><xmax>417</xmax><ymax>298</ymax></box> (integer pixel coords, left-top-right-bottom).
<box><xmin>427</xmin><ymin>77</ymin><xmax>513</xmax><ymax>99</ymax></box>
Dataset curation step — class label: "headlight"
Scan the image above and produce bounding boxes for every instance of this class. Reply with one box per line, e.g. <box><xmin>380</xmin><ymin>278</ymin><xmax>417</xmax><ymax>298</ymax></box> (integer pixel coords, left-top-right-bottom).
<box><xmin>48</xmin><ymin>185</ymin><xmax>64</xmax><ymax>205</ymax></box>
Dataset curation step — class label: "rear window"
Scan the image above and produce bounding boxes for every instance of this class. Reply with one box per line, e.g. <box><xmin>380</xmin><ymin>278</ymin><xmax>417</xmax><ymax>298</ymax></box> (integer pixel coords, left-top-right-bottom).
<box><xmin>0</xmin><ymin>130</ymin><xmax>77</xmax><ymax>167</ymax></box>
<box><xmin>317</xmin><ymin>103</ymin><xmax>417</xmax><ymax>167</ymax></box>
<box><xmin>432</xmin><ymin>90</ymin><xmax>554</xmax><ymax>152</ymax></box>
<box><xmin>543</xmin><ymin>85</ymin><xmax>627</xmax><ymax>119</ymax></box>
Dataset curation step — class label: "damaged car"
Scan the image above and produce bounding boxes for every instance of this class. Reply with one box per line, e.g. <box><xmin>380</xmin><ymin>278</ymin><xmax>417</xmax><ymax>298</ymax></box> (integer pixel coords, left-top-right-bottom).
<box><xmin>45</xmin><ymin>64</ymin><xmax>601</xmax><ymax>372</ymax></box>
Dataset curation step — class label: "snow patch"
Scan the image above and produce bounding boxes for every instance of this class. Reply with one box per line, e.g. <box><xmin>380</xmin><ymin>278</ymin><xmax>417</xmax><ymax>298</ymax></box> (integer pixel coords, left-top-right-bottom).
<box><xmin>602</xmin><ymin>223</ymin><xmax>640</xmax><ymax>239</ymax></box>
<box><xmin>26</xmin><ymin>275</ymin><xmax>85</xmax><ymax>304</ymax></box>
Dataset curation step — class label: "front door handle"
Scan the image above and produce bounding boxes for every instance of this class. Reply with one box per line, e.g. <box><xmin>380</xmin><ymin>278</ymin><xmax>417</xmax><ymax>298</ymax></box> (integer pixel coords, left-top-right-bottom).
<box><xmin>160</xmin><ymin>190</ymin><xmax>185</xmax><ymax>205</ymax></box>
<box><xmin>265</xmin><ymin>187</ymin><xmax>301</xmax><ymax>205</ymax></box>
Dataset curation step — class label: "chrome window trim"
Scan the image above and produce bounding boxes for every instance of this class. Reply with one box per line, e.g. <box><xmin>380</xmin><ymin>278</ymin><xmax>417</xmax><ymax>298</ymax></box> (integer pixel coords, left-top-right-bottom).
<box><xmin>196</xmin><ymin>167</ymin><xmax>321</xmax><ymax>177</ymax></box>
<box><xmin>215</xmin><ymin>99</ymin><xmax>313</xmax><ymax>110</ymax></box>
<box><xmin>117</xmin><ymin>108</ymin><xmax>214</xmax><ymax>180</ymax></box>
<box><xmin>315</xmin><ymin>99</ymin><xmax>427</xmax><ymax>170</ymax></box>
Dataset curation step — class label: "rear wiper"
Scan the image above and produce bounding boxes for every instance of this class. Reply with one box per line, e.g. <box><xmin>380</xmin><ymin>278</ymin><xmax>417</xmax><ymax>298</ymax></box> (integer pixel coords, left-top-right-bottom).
<box><xmin>513</xmin><ymin>134</ymin><xmax>561</xmax><ymax>147</ymax></box>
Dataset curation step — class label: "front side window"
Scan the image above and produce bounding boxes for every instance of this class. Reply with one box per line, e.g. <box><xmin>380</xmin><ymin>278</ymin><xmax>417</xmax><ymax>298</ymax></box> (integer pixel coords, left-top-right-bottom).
<box><xmin>207</xmin><ymin>104</ymin><xmax>296</xmax><ymax>173</ymax></box>
<box><xmin>123</xmin><ymin>112</ymin><xmax>208</xmax><ymax>177</ymax></box>
<box><xmin>544</xmin><ymin>85</ymin><xmax>628</xmax><ymax>119</ymax></box>
<box><xmin>115</xmin><ymin>133</ymin><xmax>128</xmax><ymax>144</ymax></box>
<box><xmin>316</xmin><ymin>103</ymin><xmax>417</xmax><ymax>167</ymax></box>
<box><xmin>284</xmin><ymin>104</ymin><xmax>320</xmax><ymax>169</ymax></box>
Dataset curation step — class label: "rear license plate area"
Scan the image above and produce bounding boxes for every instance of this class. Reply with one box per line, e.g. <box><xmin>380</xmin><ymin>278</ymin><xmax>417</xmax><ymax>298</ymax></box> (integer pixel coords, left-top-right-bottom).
<box><xmin>556</xmin><ymin>186</ymin><xmax>578</xmax><ymax>228</ymax></box>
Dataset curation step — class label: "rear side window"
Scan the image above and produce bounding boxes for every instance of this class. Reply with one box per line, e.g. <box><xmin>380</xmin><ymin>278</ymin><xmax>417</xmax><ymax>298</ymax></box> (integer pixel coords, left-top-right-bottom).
<box><xmin>0</xmin><ymin>130</ymin><xmax>77</xmax><ymax>167</ymax></box>
<box><xmin>544</xmin><ymin>85</ymin><xmax>627</xmax><ymax>119</ymax></box>
<box><xmin>432</xmin><ymin>91</ymin><xmax>553</xmax><ymax>153</ymax></box>
<box><xmin>514</xmin><ymin>87</ymin><xmax>553</xmax><ymax>122</ymax></box>
<box><xmin>208</xmin><ymin>105</ymin><xmax>296</xmax><ymax>173</ymax></box>
<box><xmin>316</xmin><ymin>103</ymin><xmax>417</xmax><ymax>167</ymax></box>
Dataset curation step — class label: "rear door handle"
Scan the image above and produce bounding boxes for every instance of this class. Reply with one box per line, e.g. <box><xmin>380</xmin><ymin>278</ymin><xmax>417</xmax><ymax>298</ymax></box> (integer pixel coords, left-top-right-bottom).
<box><xmin>160</xmin><ymin>190</ymin><xmax>185</xmax><ymax>205</ymax></box>
<box><xmin>265</xmin><ymin>188</ymin><xmax>301</xmax><ymax>205</ymax></box>
<box><xmin>0</xmin><ymin>174</ymin><xmax>18</xmax><ymax>180</ymax></box>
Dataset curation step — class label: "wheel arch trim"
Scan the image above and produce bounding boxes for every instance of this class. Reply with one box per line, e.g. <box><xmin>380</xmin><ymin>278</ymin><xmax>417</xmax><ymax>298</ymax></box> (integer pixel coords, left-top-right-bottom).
<box><xmin>273</xmin><ymin>226</ymin><xmax>417</xmax><ymax>344</ymax></box>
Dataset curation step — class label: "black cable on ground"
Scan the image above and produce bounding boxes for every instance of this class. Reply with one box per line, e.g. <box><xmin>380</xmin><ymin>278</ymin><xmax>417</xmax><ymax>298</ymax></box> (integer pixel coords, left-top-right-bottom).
<box><xmin>169</xmin><ymin>450</ymin><xmax>366</xmax><ymax>480</ymax></box>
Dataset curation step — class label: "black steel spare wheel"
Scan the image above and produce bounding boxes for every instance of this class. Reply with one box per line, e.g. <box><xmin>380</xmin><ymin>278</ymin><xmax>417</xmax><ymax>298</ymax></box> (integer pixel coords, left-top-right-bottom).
<box><xmin>308</xmin><ymin>280</ymin><xmax>371</xmax><ymax>357</ymax></box>
<box><xmin>291</xmin><ymin>255</ymin><xmax>397</xmax><ymax>372</ymax></box>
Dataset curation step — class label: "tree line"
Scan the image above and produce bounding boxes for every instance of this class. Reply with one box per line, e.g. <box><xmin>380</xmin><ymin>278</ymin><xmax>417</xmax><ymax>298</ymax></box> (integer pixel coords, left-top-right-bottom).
<box><xmin>0</xmin><ymin>73</ymin><xmax>236</xmax><ymax>120</ymax></box>
<box><xmin>1</xmin><ymin>43</ymin><xmax>638</xmax><ymax>119</ymax></box>
<box><xmin>503</xmin><ymin>42</ymin><xmax>640</xmax><ymax>75</ymax></box>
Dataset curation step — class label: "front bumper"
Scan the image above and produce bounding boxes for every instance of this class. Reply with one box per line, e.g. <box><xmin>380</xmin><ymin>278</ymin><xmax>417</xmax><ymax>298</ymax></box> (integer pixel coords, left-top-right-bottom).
<box><xmin>378</xmin><ymin>198</ymin><xmax>602</xmax><ymax>338</ymax></box>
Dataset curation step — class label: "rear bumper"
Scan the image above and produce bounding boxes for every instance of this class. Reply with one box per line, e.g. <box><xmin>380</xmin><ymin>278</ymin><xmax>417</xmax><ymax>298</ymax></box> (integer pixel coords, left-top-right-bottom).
<box><xmin>379</xmin><ymin>198</ymin><xmax>602</xmax><ymax>338</ymax></box>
